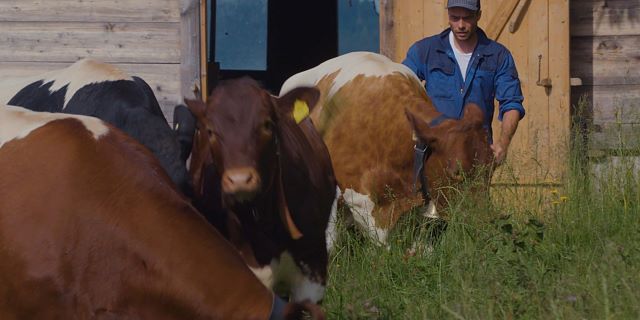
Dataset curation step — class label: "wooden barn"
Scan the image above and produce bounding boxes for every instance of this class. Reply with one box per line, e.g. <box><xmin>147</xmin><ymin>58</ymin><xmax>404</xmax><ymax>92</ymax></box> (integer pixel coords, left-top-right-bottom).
<box><xmin>1</xmin><ymin>0</ymin><xmax>637</xmax><ymax>202</ymax></box>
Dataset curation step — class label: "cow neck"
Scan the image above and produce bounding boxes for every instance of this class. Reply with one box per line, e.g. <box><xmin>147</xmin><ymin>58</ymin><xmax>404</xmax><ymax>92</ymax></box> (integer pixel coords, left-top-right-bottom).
<box><xmin>253</xmin><ymin>133</ymin><xmax>301</xmax><ymax>240</ymax></box>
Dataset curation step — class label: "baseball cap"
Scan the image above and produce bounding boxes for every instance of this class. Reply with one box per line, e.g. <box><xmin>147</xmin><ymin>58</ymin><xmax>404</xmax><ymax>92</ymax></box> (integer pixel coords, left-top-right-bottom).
<box><xmin>447</xmin><ymin>0</ymin><xmax>481</xmax><ymax>11</ymax></box>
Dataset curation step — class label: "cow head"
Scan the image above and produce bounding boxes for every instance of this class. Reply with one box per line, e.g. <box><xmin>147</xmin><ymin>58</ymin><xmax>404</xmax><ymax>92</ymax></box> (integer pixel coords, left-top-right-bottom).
<box><xmin>185</xmin><ymin>77</ymin><xmax>320</xmax><ymax>238</ymax></box>
<box><xmin>405</xmin><ymin>103</ymin><xmax>493</xmax><ymax>206</ymax></box>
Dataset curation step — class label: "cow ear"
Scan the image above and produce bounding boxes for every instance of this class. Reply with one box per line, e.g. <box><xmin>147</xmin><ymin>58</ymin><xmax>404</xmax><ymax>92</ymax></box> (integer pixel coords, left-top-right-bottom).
<box><xmin>184</xmin><ymin>98</ymin><xmax>207</xmax><ymax>120</ymax></box>
<box><xmin>462</xmin><ymin>102</ymin><xmax>485</xmax><ymax>127</ymax></box>
<box><xmin>276</xmin><ymin>87</ymin><xmax>320</xmax><ymax>124</ymax></box>
<box><xmin>405</xmin><ymin>108</ymin><xmax>438</xmax><ymax>145</ymax></box>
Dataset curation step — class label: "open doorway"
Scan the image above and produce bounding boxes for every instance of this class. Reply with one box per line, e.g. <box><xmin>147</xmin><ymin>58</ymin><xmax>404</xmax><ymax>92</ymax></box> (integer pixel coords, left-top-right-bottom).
<box><xmin>208</xmin><ymin>0</ymin><xmax>379</xmax><ymax>94</ymax></box>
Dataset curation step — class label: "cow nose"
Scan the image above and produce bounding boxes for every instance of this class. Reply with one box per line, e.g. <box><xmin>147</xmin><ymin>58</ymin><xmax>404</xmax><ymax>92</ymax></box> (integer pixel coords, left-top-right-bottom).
<box><xmin>222</xmin><ymin>168</ymin><xmax>261</xmax><ymax>201</ymax></box>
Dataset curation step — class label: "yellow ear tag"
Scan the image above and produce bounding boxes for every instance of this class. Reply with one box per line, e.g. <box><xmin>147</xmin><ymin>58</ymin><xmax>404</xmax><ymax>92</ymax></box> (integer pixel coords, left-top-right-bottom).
<box><xmin>293</xmin><ymin>99</ymin><xmax>310</xmax><ymax>124</ymax></box>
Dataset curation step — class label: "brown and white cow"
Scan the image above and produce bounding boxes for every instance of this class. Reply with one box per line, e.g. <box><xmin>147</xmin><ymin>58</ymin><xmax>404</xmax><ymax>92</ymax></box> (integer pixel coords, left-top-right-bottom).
<box><xmin>0</xmin><ymin>105</ymin><xmax>324</xmax><ymax>320</ymax></box>
<box><xmin>280</xmin><ymin>52</ymin><xmax>493</xmax><ymax>244</ymax></box>
<box><xmin>185</xmin><ymin>77</ymin><xmax>337</xmax><ymax>303</ymax></box>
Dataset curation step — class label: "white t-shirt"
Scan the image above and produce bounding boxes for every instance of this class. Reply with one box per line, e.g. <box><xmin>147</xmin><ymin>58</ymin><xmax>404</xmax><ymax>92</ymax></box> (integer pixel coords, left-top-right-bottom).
<box><xmin>449</xmin><ymin>31</ymin><xmax>473</xmax><ymax>82</ymax></box>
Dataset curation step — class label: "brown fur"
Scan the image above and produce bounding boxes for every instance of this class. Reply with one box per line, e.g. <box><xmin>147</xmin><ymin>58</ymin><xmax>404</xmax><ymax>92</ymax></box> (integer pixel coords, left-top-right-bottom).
<box><xmin>0</xmin><ymin>114</ymin><xmax>322</xmax><ymax>319</ymax></box>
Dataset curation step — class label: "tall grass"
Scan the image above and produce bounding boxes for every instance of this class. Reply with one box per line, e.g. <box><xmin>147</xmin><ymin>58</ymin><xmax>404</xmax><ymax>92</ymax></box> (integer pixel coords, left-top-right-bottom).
<box><xmin>323</xmin><ymin>102</ymin><xmax>640</xmax><ymax>319</ymax></box>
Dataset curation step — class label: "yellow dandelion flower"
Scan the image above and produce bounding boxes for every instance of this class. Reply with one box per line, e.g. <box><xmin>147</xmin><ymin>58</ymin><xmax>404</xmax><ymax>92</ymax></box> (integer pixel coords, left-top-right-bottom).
<box><xmin>550</xmin><ymin>189</ymin><xmax>559</xmax><ymax>195</ymax></box>
<box><xmin>560</xmin><ymin>196</ymin><xmax>569</xmax><ymax>202</ymax></box>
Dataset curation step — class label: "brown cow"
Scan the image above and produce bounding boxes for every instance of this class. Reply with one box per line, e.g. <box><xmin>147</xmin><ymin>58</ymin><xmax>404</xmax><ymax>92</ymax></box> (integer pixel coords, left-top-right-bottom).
<box><xmin>185</xmin><ymin>77</ymin><xmax>337</xmax><ymax>304</ymax></box>
<box><xmin>280</xmin><ymin>52</ymin><xmax>493</xmax><ymax>244</ymax></box>
<box><xmin>0</xmin><ymin>105</ymin><xmax>324</xmax><ymax>320</ymax></box>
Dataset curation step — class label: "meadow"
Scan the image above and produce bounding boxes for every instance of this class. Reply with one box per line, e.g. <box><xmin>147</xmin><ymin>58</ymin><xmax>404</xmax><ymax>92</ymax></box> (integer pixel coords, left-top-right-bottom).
<box><xmin>324</xmin><ymin>112</ymin><xmax>640</xmax><ymax>319</ymax></box>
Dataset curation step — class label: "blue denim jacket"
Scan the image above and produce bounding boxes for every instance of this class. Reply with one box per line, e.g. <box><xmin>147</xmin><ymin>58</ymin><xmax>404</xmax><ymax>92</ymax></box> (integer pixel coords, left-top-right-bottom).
<box><xmin>402</xmin><ymin>28</ymin><xmax>525</xmax><ymax>137</ymax></box>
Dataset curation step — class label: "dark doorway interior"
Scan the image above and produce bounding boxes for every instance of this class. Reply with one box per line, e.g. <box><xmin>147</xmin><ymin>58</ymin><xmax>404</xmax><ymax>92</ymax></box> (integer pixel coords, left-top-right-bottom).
<box><xmin>209</xmin><ymin>1</ymin><xmax>338</xmax><ymax>94</ymax></box>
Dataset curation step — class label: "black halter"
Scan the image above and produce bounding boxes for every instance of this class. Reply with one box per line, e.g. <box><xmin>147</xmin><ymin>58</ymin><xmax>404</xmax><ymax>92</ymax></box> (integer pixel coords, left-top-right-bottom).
<box><xmin>412</xmin><ymin>113</ymin><xmax>450</xmax><ymax>205</ymax></box>
<box><xmin>413</xmin><ymin>141</ymin><xmax>432</xmax><ymax>205</ymax></box>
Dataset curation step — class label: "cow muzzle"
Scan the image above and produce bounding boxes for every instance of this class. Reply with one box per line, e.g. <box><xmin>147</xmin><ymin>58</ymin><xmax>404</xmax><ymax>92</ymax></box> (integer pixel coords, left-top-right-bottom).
<box><xmin>221</xmin><ymin>167</ymin><xmax>261</xmax><ymax>202</ymax></box>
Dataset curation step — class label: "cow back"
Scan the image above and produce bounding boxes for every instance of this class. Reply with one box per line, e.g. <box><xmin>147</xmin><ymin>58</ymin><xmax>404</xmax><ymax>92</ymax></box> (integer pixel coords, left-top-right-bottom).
<box><xmin>0</xmin><ymin>59</ymin><xmax>193</xmax><ymax>197</ymax></box>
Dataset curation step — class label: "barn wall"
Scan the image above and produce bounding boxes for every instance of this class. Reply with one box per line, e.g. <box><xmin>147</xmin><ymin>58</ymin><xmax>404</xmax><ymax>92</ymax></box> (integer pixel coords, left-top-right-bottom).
<box><xmin>570</xmin><ymin>0</ymin><xmax>640</xmax><ymax>154</ymax></box>
<box><xmin>0</xmin><ymin>0</ymin><xmax>201</xmax><ymax>124</ymax></box>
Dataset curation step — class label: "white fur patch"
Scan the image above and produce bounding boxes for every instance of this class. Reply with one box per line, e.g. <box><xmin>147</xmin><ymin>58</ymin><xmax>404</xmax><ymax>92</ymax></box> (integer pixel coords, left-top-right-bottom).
<box><xmin>0</xmin><ymin>105</ymin><xmax>109</xmax><ymax>149</ymax></box>
<box><xmin>249</xmin><ymin>264</ymin><xmax>275</xmax><ymax>289</ymax></box>
<box><xmin>268</xmin><ymin>252</ymin><xmax>325</xmax><ymax>303</ymax></box>
<box><xmin>0</xmin><ymin>59</ymin><xmax>129</xmax><ymax>109</ymax></box>
<box><xmin>325</xmin><ymin>186</ymin><xmax>341</xmax><ymax>253</ymax></box>
<box><xmin>342</xmin><ymin>188</ymin><xmax>388</xmax><ymax>245</ymax></box>
<box><xmin>279</xmin><ymin>51</ymin><xmax>420</xmax><ymax>97</ymax></box>
<box><xmin>291</xmin><ymin>275</ymin><xmax>325</xmax><ymax>303</ymax></box>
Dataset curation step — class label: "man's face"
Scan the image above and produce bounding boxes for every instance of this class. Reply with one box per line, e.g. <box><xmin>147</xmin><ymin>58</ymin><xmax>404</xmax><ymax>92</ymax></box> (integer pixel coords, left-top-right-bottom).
<box><xmin>448</xmin><ymin>7</ymin><xmax>481</xmax><ymax>41</ymax></box>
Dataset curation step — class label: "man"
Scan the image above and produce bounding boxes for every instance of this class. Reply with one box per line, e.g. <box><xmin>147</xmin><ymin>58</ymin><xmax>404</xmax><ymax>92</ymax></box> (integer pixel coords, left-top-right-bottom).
<box><xmin>402</xmin><ymin>0</ymin><xmax>525</xmax><ymax>164</ymax></box>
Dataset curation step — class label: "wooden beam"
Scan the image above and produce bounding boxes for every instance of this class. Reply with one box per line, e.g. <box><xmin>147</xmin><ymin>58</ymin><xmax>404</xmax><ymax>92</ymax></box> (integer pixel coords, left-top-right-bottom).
<box><xmin>180</xmin><ymin>0</ymin><xmax>201</xmax><ymax>101</ymax></box>
<box><xmin>484</xmin><ymin>0</ymin><xmax>520</xmax><ymax>40</ymax></box>
<box><xmin>379</xmin><ymin>0</ymin><xmax>395</xmax><ymax>59</ymax></box>
<box><xmin>200</xmin><ymin>0</ymin><xmax>208</xmax><ymax>101</ymax></box>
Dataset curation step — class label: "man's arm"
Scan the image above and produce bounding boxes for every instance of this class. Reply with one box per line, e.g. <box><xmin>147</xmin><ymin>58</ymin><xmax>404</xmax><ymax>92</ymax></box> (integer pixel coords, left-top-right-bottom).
<box><xmin>493</xmin><ymin>50</ymin><xmax>525</xmax><ymax>164</ymax></box>
<box><xmin>491</xmin><ymin>109</ymin><xmax>520</xmax><ymax>164</ymax></box>
<box><xmin>402</xmin><ymin>43</ymin><xmax>426</xmax><ymax>80</ymax></box>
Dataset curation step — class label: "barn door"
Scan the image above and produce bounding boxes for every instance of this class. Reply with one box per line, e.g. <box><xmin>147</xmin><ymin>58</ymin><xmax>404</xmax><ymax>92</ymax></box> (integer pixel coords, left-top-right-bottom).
<box><xmin>381</xmin><ymin>0</ymin><xmax>570</xmax><ymax>210</ymax></box>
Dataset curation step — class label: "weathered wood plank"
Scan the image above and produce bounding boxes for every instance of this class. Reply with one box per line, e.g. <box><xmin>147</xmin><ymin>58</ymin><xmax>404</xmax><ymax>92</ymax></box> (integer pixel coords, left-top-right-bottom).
<box><xmin>590</xmin><ymin>122</ymin><xmax>640</xmax><ymax>151</ymax></box>
<box><xmin>0</xmin><ymin>0</ymin><xmax>180</xmax><ymax>23</ymax></box>
<box><xmin>180</xmin><ymin>0</ymin><xmax>201</xmax><ymax>100</ymax></box>
<box><xmin>548</xmin><ymin>0</ymin><xmax>571</xmax><ymax>183</ymax></box>
<box><xmin>0</xmin><ymin>22</ymin><xmax>180</xmax><ymax>64</ymax></box>
<box><xmin>0</xmin><ymin>61</ymin><xmax>182</xmax><ymax>123</ymax></box>
<box><xmin>572</xmin><ymin>85</ymin><xmax>640</xmax><ymax>124</ymax></box>
<box><xmin>379</xmin><ymin>0</ymin><xmax>396</xmax><ymax>59</ymax></box>
<box><xmin>590</xmin><ymin>157</ymin><xmax>640</xmax><ymax>193</ymax></box>
<box><xmin>389</xmin><ymin>0</ymin><xmax>424</xmax><ymax>62</ymax></box>
<box><xmin>570</xmin><ymin>0</ymin><xmax>640</xmax><ymax>37</ymax></box>
<box><xmin>570</xmin><ymin>35</ymin><xmax>640</xmax><ymax>85</ymax></box>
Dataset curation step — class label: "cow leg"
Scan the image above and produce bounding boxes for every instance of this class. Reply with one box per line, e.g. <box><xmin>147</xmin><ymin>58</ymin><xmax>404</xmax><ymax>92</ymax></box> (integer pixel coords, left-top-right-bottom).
<box><xmin>342</xmin><ymin>188</ymin><xmax>389</xmax><ymax>245</ymax></box>
<box><xmin>325</xmin><ymin>186</ymin><xmax>341</xmax><ymax>253</ymax></box>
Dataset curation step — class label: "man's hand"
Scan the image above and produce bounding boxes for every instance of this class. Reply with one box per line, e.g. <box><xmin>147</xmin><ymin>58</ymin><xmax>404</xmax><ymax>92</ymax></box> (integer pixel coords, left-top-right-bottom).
<box><xmin>490</xmin><ymin>142</ymin><xmax>508</xmax><ymax>165</ymax></box>
<box><xmin>491</xmin><ymin>110</ymin><xmax>521</xmax><ymax>165</ymax></box>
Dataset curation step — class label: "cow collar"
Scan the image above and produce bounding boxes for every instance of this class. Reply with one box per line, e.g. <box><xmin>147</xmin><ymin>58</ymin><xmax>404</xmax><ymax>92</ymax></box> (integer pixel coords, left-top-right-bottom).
<box><xmin>242</xmin><ymin>133</ymin><xmax>304</xmax><ymax>241</ymax></box>
<box><xmin>412</xmin><ymin>114</ymin><xmax>451</xmax><ymax>206</ymax></box>
<box><xmin>274</xmin><ymin>134</ymin><xmax>304</xmax><ymax>240</ymax></box>
<box><xmin>413</xmin><ymin>141</ymin><xmax>432</xmax><ymax>206</ymax></box>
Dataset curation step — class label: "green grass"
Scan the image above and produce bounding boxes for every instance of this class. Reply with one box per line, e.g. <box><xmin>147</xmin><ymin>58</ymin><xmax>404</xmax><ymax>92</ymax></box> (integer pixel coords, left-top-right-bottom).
<box><xmin>323</xmin><ymin>123</ymin><xmax>640</xmax><ymax>319</ymax></box>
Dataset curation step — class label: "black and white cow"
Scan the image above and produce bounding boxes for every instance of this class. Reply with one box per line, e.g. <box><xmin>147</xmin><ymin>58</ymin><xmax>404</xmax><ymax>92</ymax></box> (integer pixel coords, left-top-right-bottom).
<box><xmin>1</xmin><ymin>59</ymin><xmax>195</xmax><ymax>196</ymax></box>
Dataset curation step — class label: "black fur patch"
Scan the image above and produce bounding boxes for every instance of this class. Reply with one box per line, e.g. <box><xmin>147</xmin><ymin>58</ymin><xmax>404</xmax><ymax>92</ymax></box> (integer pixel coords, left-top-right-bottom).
<box><xmin>8</xmin><ymin>80</ymin><xmax>67</xmax><ymax>112</ymax></box>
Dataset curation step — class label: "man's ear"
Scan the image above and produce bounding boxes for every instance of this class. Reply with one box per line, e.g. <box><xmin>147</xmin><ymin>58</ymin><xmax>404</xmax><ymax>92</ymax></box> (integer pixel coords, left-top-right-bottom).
<box><xmin>184</xmin><ymin>98</ymin><xmax>207</xmax><ymax>120</ymax></box>
<box><xmin>405</xmin><ymin>108</ymin><xmax>438</xmax><ymax>145</ymax></box>
<box><xmin>275</xmin><ymin>87</ymin><xmax>320</xmax><ymax>123</ymax></box>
